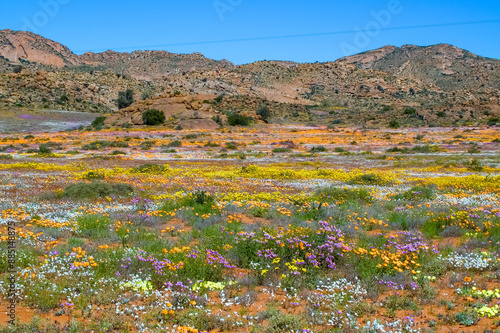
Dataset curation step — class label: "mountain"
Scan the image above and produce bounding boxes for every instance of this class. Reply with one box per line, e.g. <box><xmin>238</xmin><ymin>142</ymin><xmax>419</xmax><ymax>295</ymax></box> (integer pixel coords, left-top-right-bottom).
<box><xmin>339</xmin><ymin>44</ymin><xmax>500</xmax><ymax>92</ymax></box>
<box><xmin>0</xmin><ymin>29</ymin><xmax>81</xmax><ymax>67</ymax></box>
<box><xmin>0</xmin><ymin>30</ymin><xmax>234</xmax><ymax>79</ymax></box>
<box><xmin>0</xmin><ymin>29</ymin><xmax>499</xmax><ymax>127</ymax></box>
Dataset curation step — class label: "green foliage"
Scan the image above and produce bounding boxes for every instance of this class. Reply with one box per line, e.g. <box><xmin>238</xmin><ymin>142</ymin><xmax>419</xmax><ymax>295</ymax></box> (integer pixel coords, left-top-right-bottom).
<box><xmin>212</xmin><ymin>114</ymin><xmax>223</xmax><ymax>126</ymax></box>
<box><xmin>227</xmin><ymin>112</ymin><xmax>251</xmax><ymax>126</ymax></box>
<box><xmin>467</xmin><ymin>158</ymin><xmax>483</xmax><ymax>171</ymax></box>
<box><xmin>38</xmin><ymin>144</ymin><xmax>52</xmax><ymax>155</ymax></box>
<box><xmin>404</xmin><ymin>107</ymin><xmax>417</xmax><ymax>116</ymax></box>
<box><xmin>167</xmin><ymin>140</ymin><xmax>182</xmax><ymax>147</ymax></box>
<box><xmin>182</xmin><ymin>190</ymin><xmax>215</xmax><ymax>206</ymax></box>
<box><xmin>91</xmin><ymin>116</ymin><xmax>106</xmax><ymax>129</ymax></box>
<box><xmin>316</xmin><ymin>187</ymin><xmax>372</xmax><ymax>203</ymax></box>
<box><xmin>389</xmin><ymin>119</ymin><xmax>400</xmax><ymax>129</ymax></box>
<box><xmin>226</xmin><ymin>141</ymin><xmax>238</xmax><ymax>150</ymax></box>
<box><xmin>142</xmin><ymin>109</ymin><xmax>165</xmax><ymax>126</ymax></box>
<box><xmin>76</xmin><ymin>214</ymin><xmax>111</xmax><ymax>238</ymax></box>
<box><xmin>412</xmin><ymin>145</ymin><xmax>439</xmax><ymax>153</ymax></box>
<box><xmin>455</xmin><ymin>308</ymin><xmax>478</xmax><ymax>326</ymax></box>
<box><xmin>394</xmin><ymin>185</ymin><xmax>437</xmax><ymax>201</ymax></box>
<box><xmin>257</xmin><ymin>106</ymin><xmax>271</xmax><ymax>123</ymax></box>
<box><xmin>204</xmin><ymin>141</ymin><xmax>220</xmax><ymax>147</ymax></box>
<box><xmin>0</xmin><ymin>154</ymin><xmax>13</xmax><ymax>160</ymax></box>
<box><xmin>63</xmin><ymin>182</ymin><xmax>134</xmax><ymax>199</ymax></box>
<box><xmin>131</xmin><ymin>163</ymin><xmax>169</xmax><ymax>174</ymax></box>
<box><xmin>81</xmin><ymin>140</ymin><xmax>128</xmax><ymax>150</ymax></box>
<box><xmin>117</xmin><ymin>89</ymin><xmax>134</xmax><ymax>109</ymax></box>
<box><xmin>56</xmin><ymin>94</ymin><xmax>69</xmax><ymax>104</ymax></box>
<box><xmin>264</xmin><ymin>311</ymin><xmax>304</xmax><ymax>333</ymax></box>
<box><xmin>310</xmin><ymin>146</ymin><xmax>328</xmax><ymax>153</ymax></box>
<box><xmin>383</xmin><ymin>295</ymin><xmax>418</xmax><ymax>312</ymax></box>
<box><xmin>386</xmin><ymin>147</ymin><xmax>409</xmax><ymax>154</ymax></box>
<box><xmin>213</xmin><ymin>94</ymin><xmax>225</xmax><ymax>104</ymax></box>
<box><xmin>488</xmin><ymin>117</ymin><xmax>500</xmax><ymax>126</ymax></box>
<box><xmin>83</xmin><ymin>171</ymin><xmax>106</xmax><ymax>180</ymax></box>
<box><xmin>272</xmin><ymin>148</ymin><xmax>291</xmax><ymax>153</ymax></box>
<box><xmin>348</xmin><ymin>173</ymin><xmax>385</xmax><ymax>185</ymax></box>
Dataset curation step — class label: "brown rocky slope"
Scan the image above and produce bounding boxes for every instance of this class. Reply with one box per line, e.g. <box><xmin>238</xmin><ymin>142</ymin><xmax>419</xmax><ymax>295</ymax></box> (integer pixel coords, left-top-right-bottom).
<box><xmin>0</xmin><ymin>29</ymin><xmax>499</xmax><ymax>127</ymax></box>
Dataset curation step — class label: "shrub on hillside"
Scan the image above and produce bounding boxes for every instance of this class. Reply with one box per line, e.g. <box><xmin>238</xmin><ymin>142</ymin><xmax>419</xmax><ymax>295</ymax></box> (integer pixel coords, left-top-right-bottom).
<box><xmin>91</xmin><ymin>116</ymin><xmax>106</xmax><ymax>129</ymax></box>
<box><xmin>256</xmin><ymin>106</ymin><xmax>271</xmax><ymax>123</ymax></box>
<box><xmin>227</xmin><ymin>112</ymin><xmax>251</xmax><ymax>126</ymax></box>
<box><xmin>117</xmin><ymin>89</ymin><xmax>134</xmax><ymax>109</ymax></box>
<box><xmin>142</xmin><ymin>109</ymin><xmax>165</xmax><ymax>126</ymax></box>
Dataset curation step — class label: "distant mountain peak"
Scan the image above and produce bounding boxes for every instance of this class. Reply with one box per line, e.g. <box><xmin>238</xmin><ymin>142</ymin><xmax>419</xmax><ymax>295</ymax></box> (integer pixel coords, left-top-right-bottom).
<box><xmin>0</xmin><ymin>29</ymin><xmax>80</xmax><ymax>67</ymax></box>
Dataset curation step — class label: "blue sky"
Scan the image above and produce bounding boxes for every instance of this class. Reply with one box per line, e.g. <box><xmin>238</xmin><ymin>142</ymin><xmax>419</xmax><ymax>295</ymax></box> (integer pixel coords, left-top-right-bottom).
<box><xmin>1</xmin><ymin>0</ymin><xmax>499</xmax><ymax>64</ymax></box>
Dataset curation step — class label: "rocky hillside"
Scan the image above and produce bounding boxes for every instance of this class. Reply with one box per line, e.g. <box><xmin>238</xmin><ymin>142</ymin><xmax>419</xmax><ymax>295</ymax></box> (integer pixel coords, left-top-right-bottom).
<box><xmin>0</xmin><ymin>29</ymin><xmax>80</xmax><ymax>67</ymax></box>
<box><xmin>0</xmin><ymin>29</ymin><xmax>499</xmax><ymax>127</ymax></box>
<box><xmin>339</xmin><ymin>44</ymin><xmax>500</xmax><ymax>92</ymax></box>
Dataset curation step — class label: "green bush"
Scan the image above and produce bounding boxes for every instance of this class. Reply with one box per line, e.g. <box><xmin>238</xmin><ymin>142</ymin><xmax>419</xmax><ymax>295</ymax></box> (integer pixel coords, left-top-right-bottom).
<box><xmin>226</xmin><ymin>142</ymin><xmax>238</xmax><ymax>150</ymax></box>
<box><xmin>63</xmin><ymin>182</ymin><xmax>134</xmax><ymax>199</ymax></box>
<box><xmin>117</xmin><ymin>89</ymin><xmax>134</xmax><ymax>109</ymax></box>
<box><xmin>167</xmin><ymin>140</ymin><xmax>182</xmax><ymax>147</ymax></box>
<box><xmin>455</xmin><ymin>308</ymin><xmax>478</xmax><ymax>326</ymax></box>
<box><xmin>272</xmin><ymin>148</ymin><xmax>291</xmax><ymax>153</ymax></box>
<box><xmin>412</xmin><ymin>145</ymin><xmax>439</xmax><ymax>153</ymax></box>
<box><xmin>142</xmin><ymin>109</ymin><xmax>165</xmax><ymax>126</ymax></box>
<box><xmin>227</xmin><ymin>112</ymin><xmax>251</xmax><ymax>126</ymax></box>
<box><xmin>389</xmin><ymin>119</ymin><xmax>400</xmax><ymax>129</ymax></box>
<box><xmin>467</xmin><ymin>158</ymin><xmax>483</xmax><ymax>171</ymax></box>
<box><xmin>265</xmin><ymin>311</ymin><xmax>304</xmax><ymax>333</ymax></box>
<box><xmin>81</xmin><ymin>140</ymin><xmax>128</xmax><ymax>150</ymax></box>
<box><xmin>316</xmin><ymin>187</ymin><xmax>372</xmax><ymax>203</ymax></box>
<box><xmin>38</xmin><ymin>144</ymin><xmax>52</xmax><ymax>155</ymax></box>
<box><xmin>76</xmin><ymin>214</ymin><xmax>111</xmax><ymax>238</ymax></box>
<box><xmin>256</xmin><ymin>106</ymin><xmax>271</xmax><ymax>123</ymax></box>
<box><xmin>404</xmin><ymin>107</ymin><xmax>417</xmax><ymax>116</ymax></box>
<box><xmin>394</xmin><ymin>185</ymin><xmax>437</xmax><ymax>201</ymax></box>
<box><xmin>213</xmin><ymin>94</ymin><xmax>225</xmax><ymax>104</ymax></box>
<box><xmin>310</xmin><ymin>146</ymin><xmax>328</xmax><ymax>153</ymax></box>
<box><xmin>348</xmin><ymin>173</ymin><xmax>385</xmax><ymax>185</ymax></box>
<box><xmin>91</xmin><ymin>116</ymin><xmax>106</xmax><ymax>129</ymax></box>
<box><xmin>386</xmin><ymin>147</ymin><xmax>409</xmax><ymax>153</ymax></box>
<box><xmin>131</xmin><ymin>163</ymin><xmax>169</xmax><ymax>174</ymax></box>
<box><xmin>83</xmin><ymin>171</ymin><xmax>105</xmax><ymax>180</ymax></box>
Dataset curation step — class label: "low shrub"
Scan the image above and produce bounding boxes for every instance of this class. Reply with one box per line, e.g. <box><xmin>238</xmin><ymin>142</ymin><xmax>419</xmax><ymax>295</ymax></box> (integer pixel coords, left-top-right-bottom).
<box><xmin>348</xmin><ymin>173</ymin><xmax>386</xmax><ymax>185</ymax></box>
<box><xmin>272</xmin><ymin>148</ymin><xmax>291</xmax><ymax>153</ymax></box>
<box><xmin>310</xmin><ymin>146</ymin><xmax>328</xmax><ymax>153</ymax></box>
<box><xmin>227</xmin><ymin>112</ymin><xmax>251</xmax><ymax>126</ymax></box>
<box><xmin>394</xmin><ymin>185</ymin><xmax>437</xmax><ymax>201</ymax></box>
<box><xmin>142</xmin><ymin>109</ymin><xmax>165</xmax><ymax>126</ymax></box>
<box><xmin>316</xmin><ymin>187</ymin><xmax>372</xmax><ymax>203</ymax></box>
<box><xmin>76</xmin><ymin>214</ymin><xmax>111</xmax><ymax>238</ymax></box>
<box><xmin>131</xmin><ymin>163</ymin><xmax>169</xmax><ymax>174</ymax></box>
<box><xmin>63</xmin><ymin>182</ymin><xmax>134</xmax><ymax>199</ymax></box>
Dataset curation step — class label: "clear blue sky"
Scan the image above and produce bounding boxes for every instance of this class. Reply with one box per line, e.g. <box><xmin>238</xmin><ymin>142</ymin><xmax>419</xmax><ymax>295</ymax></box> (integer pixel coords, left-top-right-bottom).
<box><xmin>1</xmin><ymin>0</ymin><xmax>499</xmax><ymax>64</ymax></box>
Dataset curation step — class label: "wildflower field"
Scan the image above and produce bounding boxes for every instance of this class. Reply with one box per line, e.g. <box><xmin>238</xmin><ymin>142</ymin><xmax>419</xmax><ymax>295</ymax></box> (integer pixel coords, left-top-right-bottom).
<box><xmin>0</xmin><ymin>124</ymin><xmax>499</xmax><ymax>332</ymax></box>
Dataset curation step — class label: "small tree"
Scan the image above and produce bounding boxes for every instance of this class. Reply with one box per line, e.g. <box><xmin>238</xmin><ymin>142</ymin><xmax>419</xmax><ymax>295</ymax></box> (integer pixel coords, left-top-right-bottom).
<box><xmin>256</xmin><ymin>106</ymin><xmax>271</xmax><ymax>123</ymax></box>
<box><xmin>117</xmin><ymin>89</ymin><xmax>134</xmax><ymax>109</ymax></box>
<box><xmin>142</xmin><ymin>109</ymin><xmax>165</xmax><ymax>126</ymax></box>
<box><xmin>389</xmin><ymin>119</ymin><xmax>400</xmax><ymax>129</ymax></box>
<box><xmin>38</xmin><ymin>144</ymin><xmax>52</xmax><ymax>155</ymax></box>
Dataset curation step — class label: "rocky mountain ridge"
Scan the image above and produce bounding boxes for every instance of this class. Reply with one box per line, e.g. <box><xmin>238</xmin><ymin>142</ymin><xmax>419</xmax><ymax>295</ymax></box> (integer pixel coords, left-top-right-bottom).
<box><xmin>0</xmin><ymin>29</ymin><xmax>499</xmax><ymax>127</ymax></box>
